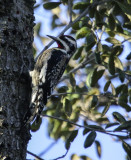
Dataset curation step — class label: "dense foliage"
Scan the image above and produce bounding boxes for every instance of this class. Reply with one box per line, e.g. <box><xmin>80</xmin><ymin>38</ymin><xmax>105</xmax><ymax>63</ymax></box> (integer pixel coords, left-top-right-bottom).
<box><xmin>31</xmin><ymin>0</ymin><xmax>131</xmax><ymax>159</ymax></box>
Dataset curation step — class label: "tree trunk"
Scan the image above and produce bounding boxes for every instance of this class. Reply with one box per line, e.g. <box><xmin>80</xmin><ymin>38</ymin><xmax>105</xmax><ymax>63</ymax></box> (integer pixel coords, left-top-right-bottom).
<box><xmin>0</xmin><ymin>0</ymin><xmax>34</xmax><ymax>159</ymax></box>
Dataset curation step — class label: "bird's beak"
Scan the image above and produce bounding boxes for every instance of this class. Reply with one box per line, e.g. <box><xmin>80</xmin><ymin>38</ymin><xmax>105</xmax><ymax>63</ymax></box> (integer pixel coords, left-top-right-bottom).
<box><xmin>47</xmin><ymin>35</ymin><xmax>59</xmax><ymax>42</ymax></box>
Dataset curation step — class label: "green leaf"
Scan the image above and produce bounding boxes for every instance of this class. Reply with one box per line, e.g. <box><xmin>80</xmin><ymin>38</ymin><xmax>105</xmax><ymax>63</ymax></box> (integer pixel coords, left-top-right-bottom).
<box><xmin>95</xmin><ymin>141</ymin><xmax>101</xmax><ymax>158</ymax></box>
<box><xmin>113</xmin><ymin>45</ymin><xmax>123</xmax><ymax>56</ymax></box>
<box><xmin>83</xmin><ymin>128</ymin><xmax>91</xmax><ymax>135</ymax></box>
<box><xmin>88</xmin><ymin>125</ymin><xmax>105</xmax><ymax>131</ymax></box>
<box><xmin>90</xmin><ymin>95</ymin><xmax>98</xmax><ymax>108</ymax></box>
<box><xmin>129</xmin><ymin>88</ymin><xmax>131</xmax><ymax>104</ymax></box>
<box><xmin>108</xmin><ymin>14</ymin><xmax>116</xmax><ymax>31</ymax></box>
<box><xmin>73</xmin><ymin>46</ymin><xmax>84</xmax><ymax>60</ymax></box>
<box><xmin>97</xmin><ymin>42</ymin><xmax>102</xmax><ymax>52</ymax></box>
<box><xmin>65</xmin><ymin>140</ymin><xmax>71</xmax><ymax>150</ymax></box>
<box><xmin>118</xmin><ymin>101</ymin><xmax>131</xmax><ymax>112</ymax></box>
<box><xmin>114</xmin><ymin>120</ymin><xmax>131</xmax><ymax>131</ymax></box>
<box><xmin>105</xmin><ymin>122</ymin><xmax>119</xmax><ymax>129</ymax></box>
<box><xmin>126</xmin><ymin>52</ymin><xmax>131</xmax><ymax>60</ymax></box>
<box><xmin>107</xmin><ymin>31</ymin><xmax>115</xmax><ymax>37</ymax></box>
<box><xmin>118</xmin><ymin>84</ymin><xmax>128</xmax><ymax>104</ymax></box>
<box><xmin>48</xmin><ymin>121</ymin><xmax>54</xmax><ymax>136</ymax></box>
<box><xmin>111</xmin><ymin>83</ymin><xmax>116</xmax><ymax>95</ymax></box>
<box><xmin>127</xmin><ymin>0</ymin><xmax>131</xmax><ymax>4</ymax></box>
<box><xmin>101</xmin><ymin>102</ymin><xmax>111</xmax><ymax>117</ymax></box>
<box><xmin>112</xmin><ymin>112</ymin><xmax>126</xmax><ymax>123</ymax></box>
<box><xmin>105</xmin><ymin>37</ymin><xmax>121</xmax><ymax>45</ymax></box>
<box><xmin>116</xmin><ymin>24</ymin><xmax>123</xmax><ymax>33</ymax></box>
<box><xmin>33</xmin><ymin>46</ymin><xmax>37</xmax><ymax>57</ymax></box>
<box><xmin>65</xmin><ymin>130</ymin><xmax>78</xmax><ymax>150</ymax></box>
<box><xmin>71</xmin><ymin>154</ymin><xmax>79</xmax><ymax>159</ymax></box>
<box><xmin>85</xmin><ymin>42</ymin><xmax>96</xmax><ymax>52</ymax></box>
<box><xmin>80</xmin><ymin>155</ymin><xmax>91</xmax><ymax>159</ymax></box>
<box><xmin>85</xmin><ymin>33</ymin><xmax>96</xmax><ymax>51</ymax></box>
<box><xmin>68</xmin><ymin>130</ymin><xmax>78</xmax><ymax>142</ymax></box>
<box><xmin>86</xmin><ymin>33</ymin><xmax>96</xmax><ymax>44</ymax></box>
<box><xmin>95</xmin><ymin>52</ymin><xmax>101</xmax><ymax>64</ymax></box>
<box><xmin>34</xmin><ymin>22</ymin><xmax>41</xmax><ymax>36</ymax></box>
<box><xmin>43</xmin><ymin>2</ymin><xmax>61</xmax><ymax>10</ymax></box>
<box><xmin>116</xmin><ymin>2</ymin><xmax>131</xmax><ymax>15</ymax></box>
<box><xmin>84</xmin><ymin>131</ymin><xmax>97</xmax><ymax>148</ymax></box>
<box><xmin>102</xmin><ymin>45</ymin><xmax>111</xmax><ymax>52</ymax></box>
<box><xmin>51</xmin><ymin>14</ymin><xmax>58</xmax><ymax>29</ymax></box>
<box><xmin>58</xmin><ymin>86</ymin><xmax>68</xmax><ymax>93</ymax></box>
<box><xmin>104</xmin><ymin>81</ymin><xmax>111</xmax><ymax>92</ymax></box>
<box><xmin>124</xmin><ymin>22</ymin><xmax>131</xmax><ymax>30</ymax></box>
<box><xmin>69</xmin><ymin>73</ymin><xmax>76</xmax><ymax>87</ymax></box>
<box><xmin>108</xmin><ymin>53</ymin><xmax>115</xmax><ymax>75</ymax></box>
<box><xmin>79</xmin><ymin>16</ymin><xmax>91</xmax><ymax>28</ymax></box>
<box><xmin>34</xmin><ymin>4</ymin><xmax>40</xmax><ymax>9</ymax></box>
<box><xmin>63</xmin><ymin>98</ymin><xmax>72</xmax><ymax>117</ymax></box>
<box><xmin>114</xmin><ymin>57</ymin><xmax>123</xmax><ymax>70</ymax></box>
<box><xmin>96</xmin><ymin>117</ymin><xmax>109</xmax><ymax>123</ymax></box>
<box><xmin>31</xmin><ymin>118</ymin><xmax>42</xmax><ymax>132</ymax></box>
<box><xmin>89</xmin><ymin>6</ymin><xmax>95</xmax><ymax>18</ymax></box>
<box><xmin>122</xmin><ymin>141</ymin><xmax>131</xmax><ymax>159</ymax></box>
<box><xmin>90</xmin><ymin>68</ymin><xmax>105</xmax><ymax>87</ymax></box>
<box><xmin>73</xmin><ymin>2</ymin><xmax>90</xmax><ymax>10</ymax></box>
<box><xmin>118</xmin><ymin>70</ymin><xmax>125</xmax><ymax>82</ymax></box>
<box><xmin>72</xmin><ymin>21</ymin><xmax>80</xmax><ymax>30</ymax></box>
<box><xmin>95</xmin><ymin>11</ymin><xmax>102</xmax><ymax>26</ymax></box>
<box><xmin>76</xmin><ymin>27</ymin><xmax>91</xmax><ymax>39</ymax></box>
<box><xmin>86</xmin><ymin>70</ymin><xmax>94</xmax><ymax>87</ymax></box>
<box><xmin>116</xmin><ymin>84</ymin><xmax>126</xmax><ymax>95</ymax></box>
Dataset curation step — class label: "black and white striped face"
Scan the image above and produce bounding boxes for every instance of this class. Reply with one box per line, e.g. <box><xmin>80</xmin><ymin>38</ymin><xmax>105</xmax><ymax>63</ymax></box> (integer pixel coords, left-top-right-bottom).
<box><xmin>47</xmin><ymin>35</ymin><xmax>77</xmax><ymax>55</ymax></box>
<box><xmin>58</xmin><ymin>35</ymin><xmax>77</xmax><ymax>54</ymax></box>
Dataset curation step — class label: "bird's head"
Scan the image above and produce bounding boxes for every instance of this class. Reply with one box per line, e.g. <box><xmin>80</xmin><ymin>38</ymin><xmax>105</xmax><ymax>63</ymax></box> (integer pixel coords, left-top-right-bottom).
<box><xmin>47</xmin><ymin>35</ymin><xmax>77</xmax><ymax>55</ymax></box>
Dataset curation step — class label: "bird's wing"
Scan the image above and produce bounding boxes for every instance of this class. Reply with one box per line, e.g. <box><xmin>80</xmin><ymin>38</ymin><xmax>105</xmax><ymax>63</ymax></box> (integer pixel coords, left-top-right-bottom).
<box><xmin>37</xmin><ymin>48</ymin><xmax>68</xmax><ymax>99</ymax></box>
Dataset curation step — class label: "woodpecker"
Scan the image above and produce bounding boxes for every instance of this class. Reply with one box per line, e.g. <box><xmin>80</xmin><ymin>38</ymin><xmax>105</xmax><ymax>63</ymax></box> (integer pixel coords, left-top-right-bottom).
<box><xmin>23</xmin><ymin>35</ymin><xmax>77</xmax><ymax>124</ymax></box>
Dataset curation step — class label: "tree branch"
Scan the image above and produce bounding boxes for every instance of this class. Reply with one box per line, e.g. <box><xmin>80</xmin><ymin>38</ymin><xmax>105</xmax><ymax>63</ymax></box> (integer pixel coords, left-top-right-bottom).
<box><xmin>68</xmin><ymin>0</ymin><xmax>72</xmax><ymax>22</ymax></box>
<box><xmin>38</xmin><ymin>141</ymin><xmax>58</xmax><ymax>157</ymax></box>
<box><xmin>28</xmin><ymin>142</ymin><xmax>68</xmax><ymax>160</ymax></box>
<box><xmin>43</xmin><ymin>114</ymin><xmax>129</xmax><ymax>138</ymax></box>
<box><xmin>52</xmin><ymin>150</ymin><xmax>68</xmax><ymax>160</ymax></box>
<box><xmin>27</xmin><ymin>150</ymin><xmax>44</xmax><ymax>160</ymax></box>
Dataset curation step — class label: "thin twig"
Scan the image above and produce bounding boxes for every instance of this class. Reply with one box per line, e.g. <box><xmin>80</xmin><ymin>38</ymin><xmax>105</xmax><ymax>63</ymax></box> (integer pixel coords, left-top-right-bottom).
<box><xmin>38</xmin><ymin>141</ymin><xmax>58</xmax><ymax>157</ymax></box>
<box><xmin>68</xmin><ymin>0</ymin><xmax>72</xmax><ymax>22</ymax></box>
<box><xmin>122</xmin><ymin>37</ymin><xmax>131</xmax><ymax>43</ymax></box>
<box><xmin>43</xmin><ymin>114</ymin><xmax>129</xmax><ymax>138</ymax></box>
<box><xmin>51</xmin><ymin>92</ymin><xmax>98</xmax><ymax>97</ymax></box>
<box><xmin>43</xmin><ymin>114</ymin><xmax>82</xmax><ymax>127</ymax></box>
<box><xmin>27</xmin><ymin>150</ymin><xmax>44</xmax><ymax>160</ymax></box>
<box><xmin>27</xmin><ymin>148</ymin><xmax>68</xmax><ymax>160</ymax></box>
<box><xmin>52</xmin><ymin>150</ymin><xmax>69</xmax><ymax>160</ymax></box>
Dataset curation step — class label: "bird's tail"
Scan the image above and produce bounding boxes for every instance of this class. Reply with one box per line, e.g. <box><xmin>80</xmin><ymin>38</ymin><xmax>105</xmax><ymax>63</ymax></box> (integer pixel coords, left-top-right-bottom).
<box><xmin>23</xmin><ymin>86</ymin><xmax>45</xmax><ymax>125</ymax></box>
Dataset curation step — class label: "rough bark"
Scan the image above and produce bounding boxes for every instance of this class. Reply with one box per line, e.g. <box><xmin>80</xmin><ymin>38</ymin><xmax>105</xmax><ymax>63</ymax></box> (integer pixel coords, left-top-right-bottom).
<box><xmin>0</xmin><ymin>0</ymin><xmax>34</xmax><ymax>159</ymax></box>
